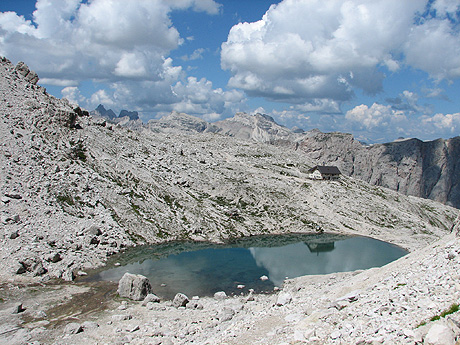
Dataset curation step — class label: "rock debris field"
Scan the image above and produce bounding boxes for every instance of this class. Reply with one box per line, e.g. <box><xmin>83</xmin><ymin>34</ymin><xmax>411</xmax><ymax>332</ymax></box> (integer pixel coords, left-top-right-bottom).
<box><xmin>0</xmin><ymin>57</ymin><xmax>460</xmax><ymax>344</ymax></box>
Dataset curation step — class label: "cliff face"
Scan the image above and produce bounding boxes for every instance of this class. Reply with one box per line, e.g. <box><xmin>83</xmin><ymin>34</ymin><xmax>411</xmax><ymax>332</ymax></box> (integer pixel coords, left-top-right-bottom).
<box><xmin>297</xmin><ymin>133</ymin><xmax>460</xmax><ymax>208</ymax></box>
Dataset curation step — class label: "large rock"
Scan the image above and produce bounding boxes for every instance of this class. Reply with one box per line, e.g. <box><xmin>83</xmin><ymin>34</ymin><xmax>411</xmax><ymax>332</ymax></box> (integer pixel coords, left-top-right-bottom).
<box><xmin>117</xmin><ymin>273</ymin><xmax>152</xmax><ymax>301</ymax></box>
<box><xmin>424</xmin><ymin>322</ymin><xmax>456</xmax><ymax>345</ymax></box>
<box><xmin>276</xmin><ymin>292</ymin><xmax>292</xmax><ymax>306</ymax></box>
<box><xmin>15</xmin><ymin>61</ymin><xmax>39</xmax><ymax>84</ymax></box>
<box><xmin>172</xmin><ymin>293</ymin><xmax>189</xmax><ymax>308</ymax></box>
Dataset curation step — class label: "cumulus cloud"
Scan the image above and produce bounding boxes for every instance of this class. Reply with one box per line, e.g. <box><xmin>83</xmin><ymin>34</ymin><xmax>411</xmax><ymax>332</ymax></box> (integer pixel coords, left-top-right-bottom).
<box><xmin>345</xmin><ymin>103</ymin><xmax>407</xmax><ymax>130</ymax></box>
<box><xmin>0</xmin><ymin>0</ymin><xmax>235</xmax><ymax>119</ymax></box>
<box><xmin>171</xmin><ymin>77</ymin><xmax>245</xmax><ymax>119</ymax></box>
<box><xmin>421</xmin><ymin>113</ymin><xmax>460</xmax><ymax>134</ymax></box>
<box><xmin>221</xmin><ymin>0</ymin><xmax>460</xmax><ymax>107</ymax></box>
<box><xmin>344</xmin><ymin>103</ymin><xmax>459</xmax><ymax>142</ymax></box>
<box><xmin>62</xmin><ymin>86</ymin><xmax>86</xmax><ymax>106</ymax></box>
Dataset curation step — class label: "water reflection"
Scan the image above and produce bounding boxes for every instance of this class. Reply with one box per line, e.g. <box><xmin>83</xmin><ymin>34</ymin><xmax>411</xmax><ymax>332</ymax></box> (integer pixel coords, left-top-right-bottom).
<box><xmin>85</xmin><ymin>234</ymin><xmax>407</xmax><ymax>299</ymax></box>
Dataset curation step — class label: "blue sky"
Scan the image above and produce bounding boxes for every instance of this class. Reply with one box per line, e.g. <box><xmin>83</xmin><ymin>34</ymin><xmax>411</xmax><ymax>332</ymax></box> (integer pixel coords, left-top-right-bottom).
<box><xmin>1</xmin><ymin>0</ymin><xmax>459</xmax><ymax>143</ymax></box>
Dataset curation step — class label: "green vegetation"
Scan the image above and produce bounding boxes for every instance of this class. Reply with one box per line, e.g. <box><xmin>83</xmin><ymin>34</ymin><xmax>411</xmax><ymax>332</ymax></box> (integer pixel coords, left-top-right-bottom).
<box><xmin>417</xmin><ymin>303</ymin><xmax>459</xmax><ymax>327</ymax></box>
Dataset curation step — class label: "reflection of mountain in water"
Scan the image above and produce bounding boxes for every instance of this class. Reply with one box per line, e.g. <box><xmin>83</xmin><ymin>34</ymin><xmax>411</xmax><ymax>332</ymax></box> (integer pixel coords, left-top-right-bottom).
<box><xmin>305</xmin><ymin>242</ymin><xmax>335</xmax><ymax>253</ymax></box>
<box><xmin>97</xmin><ymin>233</ymin><xmax>351</xmax><ymax>269</ymax></box>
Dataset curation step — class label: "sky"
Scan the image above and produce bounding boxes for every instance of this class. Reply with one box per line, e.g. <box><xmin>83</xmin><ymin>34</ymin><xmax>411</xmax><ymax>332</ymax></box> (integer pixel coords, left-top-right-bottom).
<box><xmin>0</xmin><ymin>0</ymin><xmax>459</xmax><ymax>143</ymax></box>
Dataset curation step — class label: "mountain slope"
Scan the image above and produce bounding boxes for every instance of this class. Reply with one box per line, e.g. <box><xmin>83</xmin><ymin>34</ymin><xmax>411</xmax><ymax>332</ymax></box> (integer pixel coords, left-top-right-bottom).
<box><xmin>198</xmin><ymin>113</ymin><xmax>460</xmax><ymax>208</ymax></box>
<box><xmin>0</xmin><ymin>57</ymin><xmax>458</xmax><ymax>283</ymax></box>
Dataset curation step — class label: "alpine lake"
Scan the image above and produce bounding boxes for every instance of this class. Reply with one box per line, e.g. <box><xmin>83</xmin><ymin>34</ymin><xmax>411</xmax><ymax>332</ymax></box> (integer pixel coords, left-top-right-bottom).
<box><xmin>83</xmin><ymin>233</ymin><xmax>408</xmax><ymax>299</ymax></box>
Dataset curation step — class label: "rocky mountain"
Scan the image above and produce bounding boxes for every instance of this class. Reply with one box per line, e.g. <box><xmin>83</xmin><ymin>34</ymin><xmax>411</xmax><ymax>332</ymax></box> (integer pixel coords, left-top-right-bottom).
<box><xmin>172</xmin><ymin>112</ymin><xmax>460</xmax><ymax>209</ymax></box>
<box><xmin>92</xmin><ymin>104</ymin><xmax>139</xmax><ymax>121</ymax></box>
<box><xmin>1</xmin><ymin>56</ymin><xmax>458</xmax><ymax>283</ymax></box>
<box><xmin>2</xmin><ymin>57</ymin><xmax>460</xmax><ymax>345</ymax></box>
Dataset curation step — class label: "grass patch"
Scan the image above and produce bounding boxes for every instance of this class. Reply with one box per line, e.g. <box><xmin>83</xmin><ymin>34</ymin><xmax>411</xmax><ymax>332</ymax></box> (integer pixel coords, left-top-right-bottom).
<box><xmin>417</xmin><ymin>303</ymin><xmax>459</xmax><ymax>327</ymax></box>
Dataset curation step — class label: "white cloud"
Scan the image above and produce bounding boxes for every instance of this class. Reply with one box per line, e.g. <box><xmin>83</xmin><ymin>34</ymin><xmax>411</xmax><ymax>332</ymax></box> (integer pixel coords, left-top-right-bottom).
<box><xmin>171</xmin><ymin>76</ymin><xmax>245</xmax><ymax>119</ymax></box>
<box><xmin>0</xmin><ymin>0</ymin><xmax>241</xmax><ymax>120</ymax></box>
<box><xmin>221</xmin><ymin>0</ymin><xmax>460</xmax><ymax>106</ymax></box>
<box><xmin>62</xmin><ymin>86</ymin><xmax>86</xmax><ymax>106</ymax></box>
<box><xmin>345</xmin><ymin>103</ymin><xmax>407</xmax><ymax>130</ymax></box>
<box><xmin>421</xmin><ymin>113</ymin><xmax>460</xmax><ymax>134</ymax></box>
<box><xmin>180</xmin><ymin>48</ymin><xmax>205</xmax><ymax>61</ymax></box>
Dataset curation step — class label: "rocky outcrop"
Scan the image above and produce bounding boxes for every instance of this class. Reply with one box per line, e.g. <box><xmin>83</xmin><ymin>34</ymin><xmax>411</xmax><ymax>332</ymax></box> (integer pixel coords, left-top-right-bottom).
<box><xmin>117</xmin><ymin>273</ymin><xmax>152</xmax><ymax>301</ymax></box>
<box><xmin>147</xmin><ymin>111</ymin><xmax>219</xmax><ymax>133</ymax></box>
<box><xmin>14</xmin><ymin>61</ymin><xmax>39</xmax><ymax>85</ymax></box>
<box><xmin>212</xmin><ymin>112</ymin><xmax>298</xmax><ymax>147</ymax></box>
<box><xmin>298</xmin><ymin>133</ymin><xmax>460</xmax><ymax>209</ymax></box>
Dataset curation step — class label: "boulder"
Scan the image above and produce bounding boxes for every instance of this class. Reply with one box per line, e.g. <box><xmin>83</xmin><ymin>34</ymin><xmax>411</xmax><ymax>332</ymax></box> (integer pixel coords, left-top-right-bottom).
<box><xmin>217</xmin><ymin>308</ymin><xmax>235</xmax><ymax>322</ymax></box>
<box><xmin>15</xmin><ymin>62</ymin><xmax>39</xmax><ymax>84</ymax></box>
<box><xmin>424</xmin><ymin>322</ymin><xmax>456</xmax><ymax>345</ymax></box>
<box><xmin>11</xmin><ymin>303</ymin><xmax>26</xmax><ymax>314</ymax></box>
<box><xmin>20</xmin><ymin>257</ymin><xmax>47</xmax><ymax>276</ymax></box>
<box><xmin>214</xmin><ymin>291</ymin><xmax>227</xmax><ymax>300</ymax></box>
<box><xmin>87</xmin><ymin>225</ymin><xmax>102</xmax><ymax>236</ymax></box>
<box><xmin>172</xmin><ymin>293</ymin><xmax>189</xmax><ymax>308</ymax></box>
<box><xmin>117</xmin><ymin>273</ymin><xmax>152</xmax><ymax>301</ymax></box>
<box><xmin>81</xmin><ymin>321</ymin><xmax>99</xmax><ymax>330</ymax></box>
<box><xmin>186</xmin><ymin>300</ymin><xmax>204</xmax><ymax>310</ymax></box>
<box><xmin>141</xmin><ymin>293</ymin><xmax>160</xmax><ymax>306</ymax></box>
<box><xmin>276</xmin><ymin>292</ymin><xmax>292</xmax><ymax>306</ymax></box>
<box><xmin>64</xmin><ymin>322</ymin><xmax>83</xmax><ymax>335</ymax></box>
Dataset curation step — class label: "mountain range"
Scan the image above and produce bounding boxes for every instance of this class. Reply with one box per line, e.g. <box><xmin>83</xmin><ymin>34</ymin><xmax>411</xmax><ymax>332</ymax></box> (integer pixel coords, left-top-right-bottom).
<box><xmin>95</xmin><ymin>109</ymin><xmax>460</xmax><ymax>209</ymax></box>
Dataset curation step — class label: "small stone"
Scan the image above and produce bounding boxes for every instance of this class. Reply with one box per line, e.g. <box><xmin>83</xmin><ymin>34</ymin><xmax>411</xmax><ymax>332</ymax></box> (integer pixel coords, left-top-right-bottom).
<box><xmin>246</xmin><ymin>290</ymin><xmax>255</xmax><ymax>302</ymax></box>
<box><xmin>142</xmin><ymin>293</ymin><xmax>160</xmax><ymax>306</ymax></box>
<box><xmin>447</xmin><ymin>251</ymin><xmax>456</xmax><ymax>260</ymax></box>
<box><xmin>237</xmin><ymin>284</ymin><xmax>245</xmax><ymax>289</ymax></box>
<box><xmin>14</xmin><ymin>262</ymin><xmax>26</xmax><ymax>275</ymax></box>
<box><xmin>64</xmin><ymin>322</ymin><xmax>83</xmax><ymax>335</ymax></box>
<box><xmin>9</xmin><ymin>230</ymin><xmax>19</xmax><ymax>239</ymax></box>
<box><xmin>81</xmin><ymin>321</ymin><xmax>99</xmax><ymax>330</ymax></box>
<box><xmin>260</xmin><ymin>275</ymin><xmax>269</xmax><ymax>281</ymax></box>
<box><xmin>5</xmin><ymin>193</ymin><xmax>22</xmax><ymax>200</ymax></box>
<box><xmin>214</xmin><ymin>291</ymin><xmax>227</xmax><ymax>300</ymax></box>
<box><xmin>112</xmin><ymin>314</ymin><xmax>132</xmax><ymax>321</ymax></box>
<box><xmin>173</xmin><ymin>293</ymin><xmax>189</xmax><ymax>308</ymax></box>
<box><xmin>330</xmin><ymin>330</ymin><xmax>341</xmax><ymax>339</ymax></box>
<box><xmin>126</xmin><ymin>324</ymin><xmax>140</xmax><ymax>333</ymax></box>
<box><xmin>11</xmin><ymin>303</ymin><xmax>26</xmax><ymax>314</ymax></box>
<box><xmin>46</xmin><ymin>253</ymin><xmax>62</xmax><ymax>263</ymax></box>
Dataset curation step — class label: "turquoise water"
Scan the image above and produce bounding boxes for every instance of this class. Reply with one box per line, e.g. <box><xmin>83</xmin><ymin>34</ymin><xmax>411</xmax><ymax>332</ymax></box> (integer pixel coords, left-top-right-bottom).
<box><xmin>87</xmin><ymin>234</ymin><xmax>407</xmax><ymax>299</ymax></box>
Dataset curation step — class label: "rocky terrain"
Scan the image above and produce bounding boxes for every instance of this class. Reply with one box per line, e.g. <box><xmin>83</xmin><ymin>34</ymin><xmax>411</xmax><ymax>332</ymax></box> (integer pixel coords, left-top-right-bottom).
<box><xmin>0</xmin><ymin>56</ymin><xmax>459</xmax><ymax>344</ymax></box>
<box><xmin>128</xmin><ymin>111</ymin><xmax>460</xmax><ymax>209</ymax></box>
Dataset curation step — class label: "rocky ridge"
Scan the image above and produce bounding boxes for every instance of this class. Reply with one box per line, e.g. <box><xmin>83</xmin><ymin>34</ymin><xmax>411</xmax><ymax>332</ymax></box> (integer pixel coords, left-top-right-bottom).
<box><xmin>0</xmin><ymin>56</ymin><xmax>459</xmax><ymax>344</ymax></box>
<box><xmin>173</xmin><ymin>112</ymin><xmax>460</xmax><ymax>209</ymax></box>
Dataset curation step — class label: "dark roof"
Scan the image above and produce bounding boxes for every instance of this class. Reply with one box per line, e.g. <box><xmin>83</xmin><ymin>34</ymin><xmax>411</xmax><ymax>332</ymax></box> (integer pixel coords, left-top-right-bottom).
<box><xmin>308</xmin><ymin>165</ymin><xmax>341</xmax><ymax>175</ymax></box>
